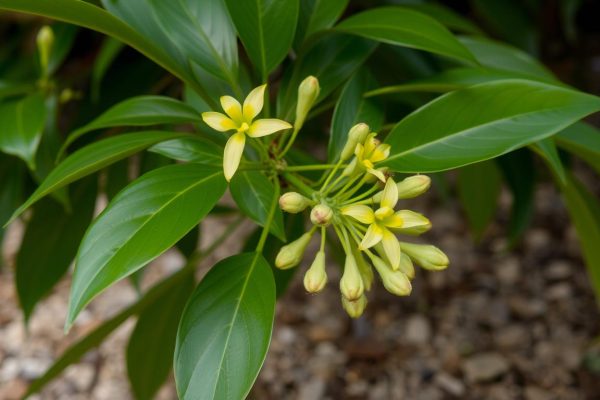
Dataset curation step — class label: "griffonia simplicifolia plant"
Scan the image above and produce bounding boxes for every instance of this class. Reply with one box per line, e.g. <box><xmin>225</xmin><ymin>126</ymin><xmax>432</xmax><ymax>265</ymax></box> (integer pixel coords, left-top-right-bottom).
<box><xmin>2</xmin><ymin>2</ymin><xmax>600</xmax><ymax>399</ymax></box>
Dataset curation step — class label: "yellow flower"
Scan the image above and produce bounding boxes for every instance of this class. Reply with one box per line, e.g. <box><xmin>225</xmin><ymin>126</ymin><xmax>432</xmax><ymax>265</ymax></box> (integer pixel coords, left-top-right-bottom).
<box><xmin>354</xmin><ymin>133</ymin><xmax>390</xmax><ymax>182</ymax></box>
<box><xmin>201</xmin><ymin>84</ymin><xmax>292</xmax><ymax>181</ymax></box>
<box><xmin>342</xmin><ymin>178</ymin><xmax>403</xmax><ymax>269</ymax></box>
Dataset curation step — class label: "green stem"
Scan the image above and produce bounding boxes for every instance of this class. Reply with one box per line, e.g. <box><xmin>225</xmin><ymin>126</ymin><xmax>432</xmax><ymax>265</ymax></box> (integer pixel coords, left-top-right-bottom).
<box><xmin>278</xmin><ymin>126</ymin><xmax>300</xmax><ymax>159</ymax></box>
<box><xmin>338</xmin><ymin>175</ymin><xmax>368</xmax><ymax>200</ymax></box>
<box><xmin>285</xmin><ymin>163</ymin><xmax>345</xmax><ymax>172</ymax></box>
<box><xmin>282</xmin><ymin>172</ymin><xmax>314</xmax><ymax>197</ymax></box>
<box><xmin>256</xmin><ymin>179</ymin><xmax>280</xmax><ymax>253</ymax></box>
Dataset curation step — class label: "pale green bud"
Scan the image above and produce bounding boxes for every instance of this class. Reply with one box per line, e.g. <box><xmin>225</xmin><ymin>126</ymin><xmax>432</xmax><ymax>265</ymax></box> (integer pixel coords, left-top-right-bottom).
<box><xmin>342</xmin><ymin>294</ymin><xmax>367</xmax><ymax>318</ymax></box>
<box><xmin>295</xmin><ymin>76</ymin><xmax>320</xmax><ymax>129</ymax></box>
<box><xmin>275</xmin><ymin>232</ymin><xmax>313</xmax><ymax>269</ymax></box>
<box><xmin>310</xmin><ymin>204</ymin><xmax>333</xmax><ymax>226</ymax></box>
<box><xmin>399</xmin><ymin>253</ymin><xmax>415</xmax><ymax>279</ymax></box>
<box><xmin>37</xmin><ymin>26</ymin><xmax>54</xmax><ymax>76</ymax></box>
<box><xmin>400</xmin><ymin>242</ymin><xmax>449</xmax><ymax>271</ymax></box>
<box><xmin>279</xmin><ymin>192</ymin><xmax>312</xmax><ymax>213</ymax></box>
<box><xmin>372</xmin><ymin>175</ymin><xmax>431</xmax><ymax>203</ymax></box>
<box><xmin>340</xmin><ymin>123</ymin><xmax>370</xmax><ymax>161</ymax></box>
<box><xmin>372</xmin><ymin>256</ymin><xmax>412</xmax><ymax>296</ymax></box>
<box><xmin>303</xmin><ymin>251</ymin><xmax>327</xmax><ymax>293</ymax></box>
<box><xmin>339</xmin><ymin>253</ymin><xmax>364</xmax><ymax>301</ymax></box>
<box><xmin>353</xmin><ymin>248</ymin><xmax>373</xmax><ymax>291</ymax></box>
<box><xmin>391</xmin><ymin>210</ymin><xmax>431</xmax><ymax>236</ymax></box>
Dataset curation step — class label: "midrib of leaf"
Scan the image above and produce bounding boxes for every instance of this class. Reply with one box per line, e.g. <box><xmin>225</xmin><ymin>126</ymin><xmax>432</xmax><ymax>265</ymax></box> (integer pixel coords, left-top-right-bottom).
<box><xmin>68</xmin><ymin>170</ymin><xmax>221</xmax><ymax>326</ymax></box>
<box><xmin>385</xmin><ymin>103</ymin><xmax>600</xmax><ymax>164</ymax></box>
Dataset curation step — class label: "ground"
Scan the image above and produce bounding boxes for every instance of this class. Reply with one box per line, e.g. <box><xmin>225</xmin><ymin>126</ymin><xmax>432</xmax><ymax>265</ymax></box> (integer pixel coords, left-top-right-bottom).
<box><xmin>1</xmin><ymin>176</ymin><xmax>600</xmax><ymax>400</ymax></box>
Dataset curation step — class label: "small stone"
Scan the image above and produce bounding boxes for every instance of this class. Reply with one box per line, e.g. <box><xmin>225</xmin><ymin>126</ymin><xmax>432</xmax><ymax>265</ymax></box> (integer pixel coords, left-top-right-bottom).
<box><xmin>369</xmin><ymin>379</ymin><xmax>390</xmax><ymax>400</ymax></box>
<box><xmin>298</xmin><ymin>378</ymin><xmax>325</xmax><ymax>400</ymax></box>
<box><xmin>462</xmin><ymin>353</ymin><xmax>510</xmax><ymax>383</ymax></box>
<box><xmin>434</xmin><ymin>372</ymin><xmax>465</xmax><ymax>397</ymax></box>
<box><xmin>346</xmin><ymin>380</ymin><xmax>369</xmax><ymax>397</ymax></box>
<box><xmin>307</xmin><ymin>317</ymin><xmax>344</xmax><ymax>342</ymax></box>
<box><xmin>404</xmin><ymin>315</ymin><xmax>431</xmax><ymax>345</ymax></box>
<box><xmin>524</xmin><ymin>386</ymin><xmax>551</xmax><ymax>400</ymax></box>
<box><xmin>494</xmin><ymin>325</ymin><xmax>529</xmax><ymax>349</ymax></box>
<box><xmin>20</xmin><ymin>357</ymin><xmax>52</xmax><ymax>380</ymax></box>
<box><xmin>544</xmin><ymin>260</ymin><xmax>572</xmax><ymax>280</ymax></box>
<box><xmin>509</xmin><ymin>296</ymin><xmax>546</xmax><ymax>319</ymax></box>
<box><xmin>546</xmin><ymin>283</ymin><xmax>572</xmax><ymax>301</ymax></box>
<box><xmin>64</xmin><ymin>363</ymin><xmax>96</xmax><ymax>391</ymax></box>
<box><xmin>0</xmin><ymin>378</ymin><xmax>27</xmax><ymax>400</ymax></box>
<box><xmin>276</xmin><ymin>326</ymin><xmax>296</xmax><ymax>345</ymax></box>
<box><xmin>495</xmin><ymin>257</ymin><xmax>520</xmax><ymax>285</ymax></box>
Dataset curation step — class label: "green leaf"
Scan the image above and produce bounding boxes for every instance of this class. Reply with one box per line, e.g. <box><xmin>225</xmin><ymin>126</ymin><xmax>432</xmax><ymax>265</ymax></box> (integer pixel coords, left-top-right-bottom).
<box><xmin>294</xmin><ymin>0</ymin><xmax>349</xmax><ymax>47</ymax></box>
<box><xmin>9</xmin><ymin>131</ymin><xmax>185</xmax><ymax>223</ymax></box>
<box><xmin>457</xmin><ymin>160</ymin><xmax>501</xmax><ymax>239</ymax></box>
<box><xmin>556</xmin><ymin>122</ymin><xmax>600</xmax><ymax>175</ymax></box>
<box><xmin>127</xmin><ymin>271</ymin><xmax>195</xmax><ymax>400</ymax></box>
<box><xmin>278</xmin><ymin>34</ymin><xmax>377</xmax><ymax>119</ymax></box>
<box><xmin>0</xmin><ymin>93</ymin><xmax>47</xmax><ymax>170</ymax></box>
<box><xmin>92</xmin><ymin>37</ymin><xmax>125</xmax><ymax>101</ymax></box>
<box><xmin>66</xmin><ymin>164</ymin><xmax>226</xmax><ymax>328</ymax></box>
<box><xmin>62</xmin><ymin>96</ymin><xmax>201</xmax><ymax>152</ymax></box>
<box><xmin>149</xmin><ymin>136</ymin><xmax>223</xmax><ymax>165</ymax></box>
<box><xmin>531</xmin><ymin>138</ymin><xmax>567</xmax><ymax>185</ymax></box>
<box><xmin>25</xmin><ymin>263</ymin><xmax>195</xmax><ymax>398</ymax></box>
<box><xmin>405</xmin><ymin>3</ymin><xmax>484</xmax><ymax>35</ymax></box>
<box><xmin>16</xmin><ymin>177</ymin><xmax>97</xmax><ymax>322</ymax></box>
<box><xmin>230</xmin><ymin>171</ymin><xmax>285</xmax><ymax>241</ymax></box>
<box><xmin>459</xmin><ymin>36</ymin><xmax>556</xmax><ymax>82</ymax></box>
<box><xmin>174</xmin><ymin>252</ymin><xmax>275</xmax><ymax>400</ymax></box>
<box><xmin>383</xmin><ymin>79</ymin><xmax>600</xmax><ymax>173</ymax></box>
<box><xmin>561</xmin><ymin>174</ymin><xmax>600</xmax><ymax>300</ymax></box>
<box><xmin>224</xmin><ymin>0</ymin><xmax>299</xmax><ymax>78</ymax></box>
<box><xmin>44</xmin><ymin>23</ymin><xmax>78</xmax><ymax>76</ymax></box>
<box><xmin>0</xmin><ymin>0</ymin><xmax>191</xmax><ymax>86</ymax></box>
<box><xmin>329</xmin><ymin>69</ymin><xmax>384</xmax><ymax>161</ymax></box>
<box><xmin>335</xmin><ymin>7</ymin><xmax>477</xmax><ymax>65</ymax></box>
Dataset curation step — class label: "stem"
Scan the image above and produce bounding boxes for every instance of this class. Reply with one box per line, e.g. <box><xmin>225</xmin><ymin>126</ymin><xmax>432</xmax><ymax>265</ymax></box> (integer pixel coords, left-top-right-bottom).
<box><xmin>282</xmin><ymin>172</ymin><xmax>314</xmax><ymax>197</ymax></box>
<box><xmin>256</xmin><ymin>179</ymin><xmax>280</xmax><ymax>253</ymax></box>
<box><xmin>278</xmin><ymin>126</ymin><xmax>300</xmax><ymax>159</ymax></box>
<box><xmin>320</xmin><ymin>226</ymin><xmax>326</xmax><ymax>252</ymax></box>
<box><xmin>320</xmin><ymin>158</ymin><xmax>346</xmax><ymax>194</ymax></box>
<box><xmin>285</xmin><ymin>164</ymin><xmax>345</xmax><ymax>172</ymax></box>
<box><xmin>342</xmin><ymin>184</ymin><xmax>380</xmax><ymax>206</ymax></box>
<box><xmin>338</xmin><ymin>175</ymin><xmax>368</xmax><ymax>200</ymax></box>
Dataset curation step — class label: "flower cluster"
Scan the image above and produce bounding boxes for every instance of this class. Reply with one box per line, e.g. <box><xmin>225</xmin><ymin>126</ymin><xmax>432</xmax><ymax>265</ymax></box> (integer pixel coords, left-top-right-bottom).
<box><xmin>276</xmin><ymin>124</ymin><xmax>449</xmax><ymax>318</ymax></box>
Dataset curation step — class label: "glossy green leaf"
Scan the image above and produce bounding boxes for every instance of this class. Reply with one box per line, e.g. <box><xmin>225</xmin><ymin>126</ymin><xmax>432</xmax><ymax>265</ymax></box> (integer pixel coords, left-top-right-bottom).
<box><xmin>457</xmin><ymin>160</ymin><xmax>501</xmax><ymax>239</ymax></box>
<box><xmin>0</xmin><ymin>93</ymin><xmax>46</xmax><ymax>169</ymax></box>
<box><xmin>63</xmin><ymin>96</ymin><xmax>201</xmax><ymax>151</ymax></box>
<box><xmin>531</xmin><ymin>138</ymin><xmax>567</xmax><ymax>185</ymax></box>
<box><xmin>16</xmin><ymin>178</ymin><xmax>97</xmax><ymax>322</ymax></box>
<box><xmin>459</xmin><ymin>36</ymin><xmax>556</xmax><ymax>82</ymax></box>
<box><xmin>127</xmin><ymin>272</ymin><xmax>195</xmax><ymax>400</ymax></box>
<box><xmin>25</xmin><ymin>263</ymin><xmax>195</xmax><ymax>397</ymax></box>
<box><xmin>0</xmin><ymin>0</ymin><xmax>191</xmax><ymax>86</ymax></box>
<box><xmin>329</xmin><ymin>69</ymin><xmax>384</xmax><ymax>161</ymax></box>
<box><xmin>383</xmin><ymin>80</ymin><xmax>600</xmax><ymax>173</ymax></box>
<box><xmin>405</xmin><ymin>3</ymin><xmax>484</xmax><ymax>35</ymax></box>
<box><xmin>556</xmin><ymin>122</ymin><xmax>600</xmax><ymax>174</ymax></box>
<box><xmin>278</xmin><ymin>34</ymin><xmax>377</xmax><ymax>119</ymax></box>
<box><xmin>9</xmin><ymin>131</ymin><xmax>184</xmax><ymax>223</ymax></box>
<box><xmin>335</xmin><ymin>7</ymin><xmax>477</xmax><ymax>65</ymax></box>
<box><xmin>224</xmin><ymin>0</ymin><xmax>299</xmax><ymax>77</ymax></box>
<box><xmin>149</xmin><ymin>136</ymin><xmax>223</xmax><ymax>165</ymax></box>
<box><xmin>174</xmin><ymin>252</ymin><xmax>275</xmax><ymax>400</ymax></box>
<box><xmin>561</xmin><ymin>174</ymin><xmax>600</xmax><ymax>299</ymax></box>
<box><xmin>66</xmin><ymin>164</ymin><xmax>226</xmax><ymax>328</ymax></box>
<box><xmin>294</xmin><ymin>0</ymin><xmax>348</xmax><ymax>46</ymax></box>
<box><xmin>230</xmin><ymin>171</ymin><xmax>285</xmax><ymax>241</ymax></box>
<box><xmin>497</xmin><ymin>150</ymin><xmax>535</xmax><ymax>246</ymax></box>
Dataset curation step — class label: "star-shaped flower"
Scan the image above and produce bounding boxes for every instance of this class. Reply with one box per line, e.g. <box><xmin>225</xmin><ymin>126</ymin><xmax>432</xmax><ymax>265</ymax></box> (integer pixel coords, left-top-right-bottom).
<box><xmin>355</xmin><ymin>133</ymin><xmax>390</xmax><ymax>182</ymax></box>
<box><xmin>341</xmin><ymin>178</ymin><xmax>403</xmax><ymax>269</ymax></box>
<box><xmin>201</xmin><ymin>84</ymin><xmax>292</xmax><ymax>181</ymax></box>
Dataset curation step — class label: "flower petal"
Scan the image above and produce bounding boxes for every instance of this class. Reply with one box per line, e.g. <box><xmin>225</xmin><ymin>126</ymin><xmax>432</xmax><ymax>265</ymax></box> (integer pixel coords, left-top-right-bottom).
<box><xmin>202</xmin><ymin>112</ymin><xmax>237</xmax><ymax>132</ymax></box>
<box><xmin>371</xmin><ymin>144</ymin><xmax>390</xmax><ymax>162</ymax></box>
<box><xmin>248</xmin><ymin>118</ymin><xmax>292</xmax><ymax>138</ymax></box>
<box><xmin>223</xmin><ymin>132</ymin><xmax>246</xmax><ymax>181</ymax></box>
<box><xmin>243</xmin><ymin>84</ymin><xmax>266</xmax><ymax>121</ymax></box>
<box><xmin>380</xmin><ymin>178</ymin><xmax>398</xmax><ymax>208</ymax></box>
<box><xmin>359</xmin><ymin>224</ymin><xmax>383</xmax><ymax>250</ymax></box>
<box><xmin>367</xmin><ymin>168</ymin><xmax>386</xmax><ymax>183</ymax></box>
<box><xmin>381</xmin><ymin>229</ymin><xmax>401</xmax><ymax>270</ymax></box>
<box><xmin>220</xmin><ymin>96</ymin><xmax>243</xmax><ymax>123</ymax></box>
<box><xmin>341</xmin><ymin>205</ymin><xmax>375</xmax><ymax>224</ymax></box>
<box><xmin>383</xmin><ymin>211</ymin><xmax>404</xmax><ymax>228</ymax></box>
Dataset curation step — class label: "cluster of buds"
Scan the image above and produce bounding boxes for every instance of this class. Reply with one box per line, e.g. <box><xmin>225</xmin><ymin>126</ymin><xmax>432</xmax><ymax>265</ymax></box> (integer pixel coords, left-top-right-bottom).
<box><xmin>276</xmin><ymin>123</ymin><xmax>449</xmax><ymax>318</ymax></box>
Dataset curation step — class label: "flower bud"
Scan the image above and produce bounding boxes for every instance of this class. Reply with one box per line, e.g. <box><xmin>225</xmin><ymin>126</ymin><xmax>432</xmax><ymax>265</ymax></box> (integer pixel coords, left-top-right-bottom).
<box><xmin>37</xmin><ymin>26</ymin><xmax>54</xmax><ymax>77</ymax></box>
<box><xmin>310</xmin><ymin>204</ymin><xmax>333</xmax><ymax>226</ymax></box>
<box><xmin>372</xmin><ymin>175</ymin><xmax>431</xmax><ymax>203</ymax></box>
<box><xmin>399</xmin><ymin>253</ymin><xmax>415</xmax><ymax>279</ymax></box>
<box><xmin>372</xmin><ymin>256</ymin><xmax>412</xmax><ymax>296</ymax></box>
<box><xmin>279</xmin><ymin>192</ymin><xmax>312</xmax><ymax>213</ymax></box>
<box><xmin>339</xmin><ymin>253</ymin><xmax>364</xmax><ymax>301</ymax></box>
<box><xmin>400</xmin><ymin>242</ymin><xmax>449</xmax><ymax>271</ymax></box>
<box><xmin>304</xmin><ymin>251</ymin><xmax>327</xmax><ymax>293</ymax></box>
<box><xmin>342</xmin><ymin>294</ymin><xmax>367</xmax><ymax>318</ymax></box>
<box><xmin>391</xmin><ymin>210</ymin><xmax>431</xmax><ymax>236</ymax></box>
<box><xmin>295</xmin><ymin>76</ymin><xmax>320</xmax><ymax>129</ymax></box>
<box><xmin>340</xmin><ymin>123</ymin><xmax>370</xmax><ymax>161</ymax></box>
<box><xmin>275</xmin><ymin>232</ymin><xmax>313</xmax><ymax>270</ymax></box>
<box><xmin>353</xmin><ymin>248</ymin><xmax>373</xmax><ymax>291</ymax></box>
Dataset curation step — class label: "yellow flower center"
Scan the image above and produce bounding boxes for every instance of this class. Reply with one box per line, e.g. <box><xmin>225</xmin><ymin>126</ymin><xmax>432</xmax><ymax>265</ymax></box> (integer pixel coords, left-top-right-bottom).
<box><xmin>238</xmin><ymin>122</ymin><xmax>250</xmax><ymax>133</ymax></box>
<box><xmin>375</xmin><ymin>206</ymin><xmax>393</xmax><ymax>221</ymax></box>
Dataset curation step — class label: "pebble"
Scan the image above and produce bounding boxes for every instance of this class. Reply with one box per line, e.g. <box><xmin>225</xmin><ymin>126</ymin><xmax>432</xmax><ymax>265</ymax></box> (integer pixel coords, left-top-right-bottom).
<box><xmin>404</xmin><ymin>315</ymin><xmax>432</xmax><ymax>345</ymax></box>
<box><xmin>546</xmin><ymin>283</ymin><xmax>572</xmax><ymax>301</ymax></box>
<box><xmin>509</xmin><ymin>296</ymin><xmax>546</xmax><ymax>319</ymax></box>
<box><xmin>495</xmin><ymin>257</ymin><xmax>520</xmax><ymax>285</ymax></box>
<box><xmin>544</xmin><ymin>260</ymin><xmax>572</xmax><ymax>280</ymax></box>
<box><xmin>494</xmin><ymin>325</ymin><xmax>529</xmax><ymax>349</ymax></box>
<box><xmin>434</xmin><ymin>372</ymin><xmax>465</xmax><ymax>397</ymax></box>
<box><xmin>298</xmin><ymin>378</ymin><xmax>326</xmax><ymax>400</ymax></box>
<box><xmin>462</xmin><ymin>353</ymin><xmax>510</xmax><ymax>383</ymax></box>
<box><xmin>524</xmin><ymin>386</ymin><xmax>552</xmax><ymax>400</ymax></box>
